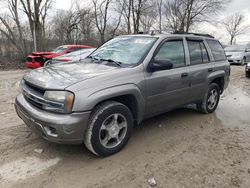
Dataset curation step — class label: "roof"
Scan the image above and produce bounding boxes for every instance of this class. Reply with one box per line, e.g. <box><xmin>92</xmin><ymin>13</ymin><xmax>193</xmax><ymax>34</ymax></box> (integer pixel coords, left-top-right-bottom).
<box><xmin>121</xmin><ymin>33</ymin><xmax>216</xmax><ymax>40</ymax></box>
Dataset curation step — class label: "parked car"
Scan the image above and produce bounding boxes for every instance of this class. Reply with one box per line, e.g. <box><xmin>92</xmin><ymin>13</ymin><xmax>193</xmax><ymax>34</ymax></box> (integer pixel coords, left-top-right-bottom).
<box><xmin>25</xmin><ymin>45</ymin><xmax>93</xmax><ymax>69</ymax></box>
<box><xmin>45</xmin><ymin>48</ymin><xmax>96</xmax><ymax>66</ymax></box>
<box><xmin>15</xmin><ymin>33</ymin><xmax>230</xmax><ymax>157</ymax></box>
<box><xmin>224</xmin><ymin>45</ymin><xmax>250</xmax><ymax>65</ymax></box>
<box><xmin>246</xmin><ymin>62</ymin><xmax>250</xmax><ymax>77</ymax></box>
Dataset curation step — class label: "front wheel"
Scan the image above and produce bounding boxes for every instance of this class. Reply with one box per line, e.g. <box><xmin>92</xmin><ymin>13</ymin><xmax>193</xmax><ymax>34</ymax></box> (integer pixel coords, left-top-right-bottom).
<box><xmin>84</xmin><ymin>101</ymin><xmax>133</xmax><ymax>157</ymax></box>
<box><xmin>44</xmin><ymin>60</ymin><xmax>58</xmax><ymax>66</ymax></box>
<box><xmin>197</xmin><ymin>83</ymin><xmax>220</xmax><ymax>114</ymax></box>
<box><xmin>246</xmin><ymin>71</ymin><xmax>250</xmax><ymax>78</ymax></box>
<box><xmin>242</xmin><ymin>57</ymin><xmax>246</xmax><ymax>65</ymax></box>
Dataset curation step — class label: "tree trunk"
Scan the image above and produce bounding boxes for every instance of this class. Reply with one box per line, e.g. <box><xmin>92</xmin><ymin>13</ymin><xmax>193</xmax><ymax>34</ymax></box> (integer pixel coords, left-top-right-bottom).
<box><xmin>230</xmin><ymin>36</ymin><xmax>234</xmax><ymax>45</ymax></box>
<box><xmin>100</xmin><ymin>33</ymin><xmax>105</xmax><ymax>44</ymax></box>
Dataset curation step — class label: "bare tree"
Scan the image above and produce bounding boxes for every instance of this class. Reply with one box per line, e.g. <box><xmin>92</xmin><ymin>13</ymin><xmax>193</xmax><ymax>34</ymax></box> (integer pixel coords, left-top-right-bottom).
<box><xmin>131</xmin><ymin>0</ymin><xmax>143</xmax><ymax>33</ymax></box>
<box><xmin>157</xmin><ymin>0</ymin><xmax>163</xmax><ymax>33</ymax></box>
<box><xmin>0</xmin><ymin>0</ymin><xmax>27</xmax><ymax>56</ymax></box>
<box><xmin>78</xmin><ymin>8</ymin><xmax>95</xmax><ymax>39</ymax></box>
<box><xmin>140</xmin><ymin>6</ymin><xmax>157</xmax><ymax>32</ymax></box>
<box><xmin>116</xmin><ymin>0</ymin><xmax>132</xmax><ymax>34</ymax></box>
<box><xmin>20</xmin><ymin>0</ymin><xmax>53</xmax><ymax>51</ymax></box>
<box><xmin>92</xmin><ymin>0</ymin><xmax>111</xmax><ymax>43</ymax></box>
<box><xmin>163</xmin><ymin>0</ymin><xmax>229</xmax><ymax>33</ymax></box>
<box><xmin>92</xmin><ymin>0</ymin><xmax>123</xmax><ymax>44</ymax></box>
<box><xmin>222</xmin><ymin>13</ymin><xmax>249</xmax><ymax>45</ymax></box>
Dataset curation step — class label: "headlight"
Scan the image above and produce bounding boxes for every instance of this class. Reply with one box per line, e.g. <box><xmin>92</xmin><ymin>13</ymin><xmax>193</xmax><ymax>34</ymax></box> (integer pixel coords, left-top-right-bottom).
<box><xmin>43</xmin><ymin>90</ymin><xmax>74</xmax><ymax>113</ymax></box>
<box><xmin>247</xmin><ymin>63</ymin><xmax>250</xmax><ymax>67</ymax></box>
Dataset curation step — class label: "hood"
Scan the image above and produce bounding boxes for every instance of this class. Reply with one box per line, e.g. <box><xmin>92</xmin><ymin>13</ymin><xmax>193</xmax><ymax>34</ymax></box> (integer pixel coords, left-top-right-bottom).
<box><xmin>23</xmin><ymin>60</ymin><xmax>118</xmax><ymax>90</ymax></box>
<box><xmin>225</xmin><ymin>51</ymin><xmax>243</xmax><ymax>57</ymax></box>
<box><xmin>32</xmin><ymin>52</ymin><xmax>55</xmax><ymax>56</ymax></box>
<box><xmin>32</xmin><ymin>52</ymin><xmax>60</xmax><ymax>59</ymax></box>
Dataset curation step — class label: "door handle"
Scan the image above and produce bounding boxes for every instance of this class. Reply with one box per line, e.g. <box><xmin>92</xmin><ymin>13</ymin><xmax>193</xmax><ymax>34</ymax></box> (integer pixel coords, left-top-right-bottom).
<box><xmin>208</xmin><ymin>68</ymin><xmax>213</xmax><ymax>72</ymax></box>
<box><xmin>181</xmin><ymin>73</ymin><xmax>188</xmax><ymax>78</ymax></box>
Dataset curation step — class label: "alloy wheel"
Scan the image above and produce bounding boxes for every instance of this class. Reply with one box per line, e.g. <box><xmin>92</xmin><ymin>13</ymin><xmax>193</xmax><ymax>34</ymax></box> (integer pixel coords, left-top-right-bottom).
<box><xmin>99</xmin><ymin>113</ymin><xmax>128</xmax><ymax>149</ymax></box>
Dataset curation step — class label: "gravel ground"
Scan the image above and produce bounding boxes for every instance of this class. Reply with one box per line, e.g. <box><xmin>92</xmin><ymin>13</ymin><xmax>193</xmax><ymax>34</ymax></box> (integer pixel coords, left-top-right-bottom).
<box><xmin>0</xmin><ymin>66</ymin><xmax>250</xmax><ymax>188</ymax></box>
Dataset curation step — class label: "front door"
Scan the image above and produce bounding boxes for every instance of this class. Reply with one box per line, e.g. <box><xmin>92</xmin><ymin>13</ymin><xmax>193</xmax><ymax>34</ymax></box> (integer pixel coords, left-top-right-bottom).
<box><xmin>145</xmin><ymin>39</ymin><xmax>190</xmax><ymax>117</ymax></box>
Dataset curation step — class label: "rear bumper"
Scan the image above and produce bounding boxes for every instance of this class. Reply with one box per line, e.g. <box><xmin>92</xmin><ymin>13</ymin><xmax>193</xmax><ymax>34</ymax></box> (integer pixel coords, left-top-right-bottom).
<box><xmin>15</xmin><ymin>93</ymin><xmax>91</xmax><ymax>144</ymax></box>
<box><xmin>25</xmin><ymin>62</ymin><xmax>42</xmax><ymax>69</ymax></box>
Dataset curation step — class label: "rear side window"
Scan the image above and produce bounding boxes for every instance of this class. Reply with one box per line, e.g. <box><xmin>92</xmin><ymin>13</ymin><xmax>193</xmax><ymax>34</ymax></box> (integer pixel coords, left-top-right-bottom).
<box><xmin>154</xmin><ymin>40</ymin><xmax>185</xmax><ymax>68</ymax></box>
<box><xmin>206</xmin><ymin>40</ymin><xmax>226</xmax><ymax>61</ymax></box>
<box><xmin>187</xmin><ymin>40</ymin><xmax>209</xmax><ymax>65</ymax></box>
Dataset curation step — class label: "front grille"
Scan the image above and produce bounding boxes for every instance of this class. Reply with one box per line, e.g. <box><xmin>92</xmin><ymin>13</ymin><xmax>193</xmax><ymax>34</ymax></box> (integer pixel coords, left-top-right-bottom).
<box><xmin>23</xmin><ymin>88</ymin><xmax>44</xmax><ymax>109</ymax></box>
<box><xmin>24</xmin><ymin>81</ymin><xmax>45</xmax><ymax>95</ymax></box>
<box><xmin>23</xmin><ymin>81</ymin><xmax>45</xmax><ymax>109</ymax></box>
<box><xmin>26</xmin><ymin>57</ymin><xmax>33</xmax><ymax>62</ymax></box>
<box><xmin>22</xmin><ymin>81</ymin><xmax>63</xmax><ymax>111</ymax></box>
<box><xmin>34</xmin><ymin>57</ymin><xmax>44</xmax><ymax>63</ymax></box>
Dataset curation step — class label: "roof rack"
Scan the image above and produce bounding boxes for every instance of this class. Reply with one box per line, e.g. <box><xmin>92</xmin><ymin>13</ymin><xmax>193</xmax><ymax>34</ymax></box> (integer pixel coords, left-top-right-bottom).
<box><xmin>172</xmin><ymin>31</ymin><xmax>214</xmax><ymax>39</ymax></box>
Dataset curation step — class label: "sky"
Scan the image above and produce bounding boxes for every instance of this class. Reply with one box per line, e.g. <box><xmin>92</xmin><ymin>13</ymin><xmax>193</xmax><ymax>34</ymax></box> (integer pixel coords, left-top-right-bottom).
<box><xmin>54</xmin><ymin>0</ymin><xmax>250</xmax><ymax>45</ymax></box>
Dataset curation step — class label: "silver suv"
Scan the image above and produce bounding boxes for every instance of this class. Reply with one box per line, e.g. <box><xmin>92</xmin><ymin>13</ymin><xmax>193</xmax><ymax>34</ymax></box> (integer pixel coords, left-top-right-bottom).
<box><xmin>15</xmin><ymin>33</ymin><xmax>230</xmax><ymax>157</ymax></box>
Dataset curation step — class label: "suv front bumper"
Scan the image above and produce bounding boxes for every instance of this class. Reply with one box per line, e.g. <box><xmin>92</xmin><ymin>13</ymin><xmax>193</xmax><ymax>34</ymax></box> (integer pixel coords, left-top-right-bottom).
<box><xmin>15</xmin><ymin>93</ymin><xmax>91</xmax><ymax>144</ymax></box>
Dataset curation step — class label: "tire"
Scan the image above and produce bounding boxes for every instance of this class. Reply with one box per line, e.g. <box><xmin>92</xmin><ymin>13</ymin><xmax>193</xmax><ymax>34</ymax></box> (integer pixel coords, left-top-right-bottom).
<box><xmin>246</xmin><ymin>71</ymin><xmax>250</xmax><ymax>78</ymax></box>
<box><xmin>197</xmin><ymin>83</ymin><xmax>220</xmax><ymax>114</ymax></box>
<box><xmin>44</xmin><ymin>60</ymin><xmax>53</xmax><ymax>66</ymax></box>
<box><xmin>44</xmin><ymin>60</ymin><xmax>59</xmax><ymax>66</ymax></box>
<box><xmin>242</xmin><ymin>57</ymin><xmax>246</xmax><ymax>65</ymax></box>
<box><xmin>84</xmin><ymin>101</ymin><xmax>133</xmax><ymax>157</ymax></box>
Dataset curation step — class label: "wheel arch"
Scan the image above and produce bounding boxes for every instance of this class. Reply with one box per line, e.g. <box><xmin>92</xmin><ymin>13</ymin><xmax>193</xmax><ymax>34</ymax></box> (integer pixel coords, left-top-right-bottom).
<box><xmin>83</xmin><ymin>84</ymin><xmax>145</xmax><ymax>125</ymax></box>
<box><xmin>209</xmin><ymin>77</ymin><xmax>225</xmax><ymax>94</ymax></box>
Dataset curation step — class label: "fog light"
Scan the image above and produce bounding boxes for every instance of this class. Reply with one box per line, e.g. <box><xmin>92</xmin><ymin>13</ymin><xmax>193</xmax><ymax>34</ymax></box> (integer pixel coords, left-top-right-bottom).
<box><xmin>44</xmin><ymin>126</ymin><xmax>58</xmax><ymax>137</ymax></box>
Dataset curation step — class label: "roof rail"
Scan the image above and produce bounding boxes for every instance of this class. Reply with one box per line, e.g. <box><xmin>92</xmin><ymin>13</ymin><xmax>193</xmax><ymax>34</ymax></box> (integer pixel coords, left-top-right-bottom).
<box><xmin>172</xmin><ymin>31</ymin><xmax>214</xmax><ymax>39</ymax></box>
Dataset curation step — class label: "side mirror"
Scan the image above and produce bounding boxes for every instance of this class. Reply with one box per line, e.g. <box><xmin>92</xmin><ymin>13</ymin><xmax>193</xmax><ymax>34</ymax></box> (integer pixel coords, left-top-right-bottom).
<box><xmin>149</xmin><ymin>59</ymin><xmax>173</xmax><ymax>72</ymax></box>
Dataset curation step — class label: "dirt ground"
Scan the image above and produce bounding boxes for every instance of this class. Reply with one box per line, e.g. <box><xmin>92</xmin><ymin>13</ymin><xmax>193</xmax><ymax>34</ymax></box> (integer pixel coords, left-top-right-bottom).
<box><xmin>0</xmin><ymin>66</ymin><xmax>250</xmax><ymax>188</ymax></box>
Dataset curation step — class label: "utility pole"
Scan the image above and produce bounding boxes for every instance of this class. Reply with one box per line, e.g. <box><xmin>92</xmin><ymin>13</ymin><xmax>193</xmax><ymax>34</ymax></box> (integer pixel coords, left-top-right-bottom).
<box><xmin>33</xmin><ymin>21</ymin><xmax>37</xmax><ymax>51</ymax></box>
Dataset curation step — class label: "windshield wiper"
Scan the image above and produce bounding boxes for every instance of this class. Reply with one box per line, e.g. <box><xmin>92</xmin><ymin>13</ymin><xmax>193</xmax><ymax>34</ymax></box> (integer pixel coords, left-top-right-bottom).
<box><xmin>100</xmin><ymin>58</ymin><xmax>122</xmax><ymax>67</ymax></box>
<box><xmin>88</xmin><ymin>55</ymin><xmax>100</xmax><ymax>61</ymax></box>
<box><xmin>88</xmin><ymin>56</ymin><xmax>122</xmax><ymax>67</ymax></box>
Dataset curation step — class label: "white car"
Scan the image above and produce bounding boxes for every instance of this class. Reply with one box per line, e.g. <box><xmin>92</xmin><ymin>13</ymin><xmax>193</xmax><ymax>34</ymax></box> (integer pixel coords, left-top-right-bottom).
<box><xmin>45</xmin><ymin>48</ymin><xmax>96</xmax><ymax>66</ymax></box>
<box><xmin>224</xmin><ymin>45</ymin><xmax>250</xmax><ymax>65</ymax></box>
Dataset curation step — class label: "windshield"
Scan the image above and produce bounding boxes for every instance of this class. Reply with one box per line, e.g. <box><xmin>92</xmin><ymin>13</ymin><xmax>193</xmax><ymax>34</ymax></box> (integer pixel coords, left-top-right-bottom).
<box><xmin>89</xmin><ymin>36</ymin><xmax>157</xmax><ymax>65</ymax></box>
<box><xmin>225</xmin><ymin>45</ymin><xmax>245</xmax><ymax>52</ymax></box>
<box><xmin>53</xmin><ymin>46</ymin><xmax>67</xmax><ymax>53</ymax></box>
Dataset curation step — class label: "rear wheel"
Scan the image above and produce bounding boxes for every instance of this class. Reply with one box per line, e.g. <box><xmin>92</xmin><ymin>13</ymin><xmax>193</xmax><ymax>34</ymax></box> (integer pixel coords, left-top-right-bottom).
<box><xmin>84</xmin><ymin>101</ymin><xmax>133</xmax><ymax>157</ymax></box>
<box><xmin>197</xmin><ymin>83</ymin><xmax>220</xmax><ymax>114</ymax></box>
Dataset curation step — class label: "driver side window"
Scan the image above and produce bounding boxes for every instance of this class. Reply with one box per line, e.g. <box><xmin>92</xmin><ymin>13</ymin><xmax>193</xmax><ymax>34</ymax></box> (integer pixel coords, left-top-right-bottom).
<box><xmin>154</xmin><ymin>40</ymin><xmax>185</xmax><ymax>68</ymax></box>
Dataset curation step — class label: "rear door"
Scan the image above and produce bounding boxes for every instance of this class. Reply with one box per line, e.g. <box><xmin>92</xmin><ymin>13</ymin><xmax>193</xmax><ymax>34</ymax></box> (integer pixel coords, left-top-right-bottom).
<box><xmin>185</xmin><ymin>38</ymin><xmax>211</xmax><ymax>103</ymax></box>
<box><xmin>145</xmin><ymin>38</ymin><xmax>190</xmax><ymax>117</ymax></box>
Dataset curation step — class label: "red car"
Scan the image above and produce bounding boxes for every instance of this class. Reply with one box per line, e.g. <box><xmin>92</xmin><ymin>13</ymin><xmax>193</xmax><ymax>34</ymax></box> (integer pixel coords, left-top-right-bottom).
<box><xmin>25</xmin><ymin>45</ymin><xmax>93</xmax><ymax>69</ymax></box>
